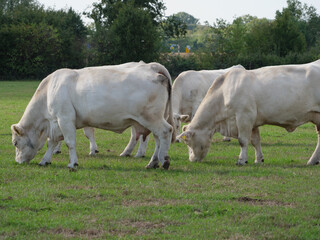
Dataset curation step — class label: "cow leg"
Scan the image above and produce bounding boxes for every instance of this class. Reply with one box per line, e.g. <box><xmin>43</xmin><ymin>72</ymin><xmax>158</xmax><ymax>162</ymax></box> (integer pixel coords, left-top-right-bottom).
<box><xmin>39</xmin><ymin>138</ymin><xmax>59</xmax><ymax>166</ymax></box>
<box><xmin>222</xmin><ymin>136</ymin><xmax>231</xmax><ymax>142</ymax></box>
<box><xmin>251</xmin><ymin>127</ymin><xmax>264</xmax><ymax>164</ymax></box>
<box><xmin>236</xmin><ymin>115</ymin><xmax>254</xmax><ymax>165</ymax></box>
<box><xmin>120</xmin><ymin>127</ymin><xmax>137</xmax><ymax>157</ymax></box>
<box><xmin>146</xmin><ymin>134</ymin><xmax>160</xmax><ymax>169</ymax></box>
<box><xmin>53</xmin><ymin>141</ymin><xmax>62</xmax><ymax>154</ymax></box>
<box><xmin>58</xmin><ymin>120</ymin><xmax>78</xmax><ymax>169</ymax></box>
<box><xmin>135</xmin><ymin>134</ymin><xmax>150</xmax><ymax>158</ymax></box>
<box><xmin>151</xmin><ymin>120</ymin><xmax>173</xmax><ymax>169</ymax></box>
<box><xmin>307</xmin><ymin>125</ymin><xmax>320</xmax><ymax>165</ymax></box>
<box><xmin>83</xmin><ymin>127</ymin><xmax>98</xmax><ymax>156</ymax></box>
<box><xmin>237</xmin><ymin>137</ymin><xmax>249</xmax><ymax>165</ymax></box>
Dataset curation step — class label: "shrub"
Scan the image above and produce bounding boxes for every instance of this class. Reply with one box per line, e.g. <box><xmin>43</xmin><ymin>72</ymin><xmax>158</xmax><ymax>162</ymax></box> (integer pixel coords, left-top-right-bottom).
<box><xmin>0</xmin><ymin>23</ymin><xmax>61</xmax><ymax>79</ymax></box>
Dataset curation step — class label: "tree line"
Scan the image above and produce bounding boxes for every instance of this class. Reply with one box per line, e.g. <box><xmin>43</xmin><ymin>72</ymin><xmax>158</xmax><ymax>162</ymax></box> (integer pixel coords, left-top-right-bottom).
<box><xmin>202</xmin><ymin>0</ymin><xmax>320</xmax><ymax>70</ymax></box>
<box><xmin>0</xmin><ymin>0</ymin><xmax>186</xmax><ymax>79</ymax></box>
<box><xmin>0</xmin><ymin>0</ymin><xmax>319</xmax><ymax>79</ymax></box>
<box><xmin>164</xmin><ymin>0</ymin><xmax>320</xmax><ymax>77</ymax></box>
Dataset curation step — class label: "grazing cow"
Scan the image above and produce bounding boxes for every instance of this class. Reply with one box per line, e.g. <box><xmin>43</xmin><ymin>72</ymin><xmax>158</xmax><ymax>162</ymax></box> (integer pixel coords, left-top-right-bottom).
<box><xmin>53</xmin><ymin>61</ymin><xmax>150</xmax><ymax>158</ymax></box>
<box><xmin>172</xmin><ymin>65</ymin><xmax>244</xmax><ymax>139</ymax></box>
<box><xmin>11</xmin><ymin>62</ymin><xmax>175</xmax><ymax>170</ymax></box>
<box><xmin>178</xmin><ymin>60</ymin><xmax>320</xmax><ymax>165</ymax></box>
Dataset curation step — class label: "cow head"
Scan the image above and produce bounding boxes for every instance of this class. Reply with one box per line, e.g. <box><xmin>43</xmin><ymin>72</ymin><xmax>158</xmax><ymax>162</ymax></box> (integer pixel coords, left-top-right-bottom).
<box><xmin>173</xmin><ymin>113</ymin><xmax>190</xmax><ymax>142</ymax></box>
<box><xmin>11</xmin><ymin>124</ymin><xmax>46</xmax><ymax>164</ymax></box>
<box><xmin>177</xmin><ymin>124</ymin><xmax>213</xmax><ymax>162</ymax></box>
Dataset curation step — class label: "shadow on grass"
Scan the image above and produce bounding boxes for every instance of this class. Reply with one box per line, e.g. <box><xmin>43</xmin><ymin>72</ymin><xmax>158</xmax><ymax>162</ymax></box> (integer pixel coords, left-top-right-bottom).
<box><xmin>213</xmin><ymin>140</ymin><xmax>315</xmax><ymax>148</ymax></box>
<box><xmin>261</xmin><ymin>142</ymin><xmax>315</xmax><ymax>147</ymax></box>
<box><xmin>13</xmin><ymin>151</ymin><xmax>315</xmax><ymax>176</ymax></box>
<box><xmin>0</xmin><ymin>133</ymin><xmax>11</xmax><ymax>136</ymax></box>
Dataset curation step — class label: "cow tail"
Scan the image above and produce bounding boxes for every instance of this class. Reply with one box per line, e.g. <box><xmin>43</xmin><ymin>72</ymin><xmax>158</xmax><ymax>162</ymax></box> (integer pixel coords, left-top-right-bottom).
<box><xmin>168</xmin><ymin>94</ymin><xmax>176</xmax><ymax>143</ymax></box>
<box><xmin>164</xmin><ymin>80</ymin><xmax>176</xmax><ymax>143</ymax></box>
<box><xmin>151</xmin><ymin>63</ymin><xmax>176</xmax><ymax>143</ymax></box>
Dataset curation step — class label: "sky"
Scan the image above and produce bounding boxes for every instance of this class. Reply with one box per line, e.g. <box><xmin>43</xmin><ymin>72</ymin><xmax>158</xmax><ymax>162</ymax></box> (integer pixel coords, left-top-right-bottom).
<box><xmin>39</xmin><ymin>0</ymin><xmax>320</xmax><ymax>24</ymax></box>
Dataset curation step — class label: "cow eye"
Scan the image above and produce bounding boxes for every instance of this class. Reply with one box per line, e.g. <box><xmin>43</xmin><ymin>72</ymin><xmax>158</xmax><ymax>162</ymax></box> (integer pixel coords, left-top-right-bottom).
<box><xmin>13</xmin><ymin>141</ymin><xmax>17</xmax><ymax>147</ymax></box>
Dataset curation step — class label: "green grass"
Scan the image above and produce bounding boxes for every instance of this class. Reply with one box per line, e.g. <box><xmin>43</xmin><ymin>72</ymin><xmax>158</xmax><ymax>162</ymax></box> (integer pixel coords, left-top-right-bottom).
<box><xmin>1</xmin><ymin>81</ymin><xmax>320</xmax><ymax>239</ymax></box>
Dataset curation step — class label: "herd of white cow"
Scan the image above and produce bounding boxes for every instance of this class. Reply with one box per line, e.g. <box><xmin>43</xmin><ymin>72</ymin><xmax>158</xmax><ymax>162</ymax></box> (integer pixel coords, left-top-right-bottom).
<box><xmin>11</xmin><ymin>60</ymin><xmax>320</xmax><ymax>170</ymax></box>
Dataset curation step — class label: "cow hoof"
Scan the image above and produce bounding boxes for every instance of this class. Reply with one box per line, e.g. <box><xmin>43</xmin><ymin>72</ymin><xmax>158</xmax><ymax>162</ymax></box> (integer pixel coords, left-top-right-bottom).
<box><xmin>68</xmin><ymin>162</ymin><xmax>78</xmax><ymax>170</ymax></box>
<box><xmin>162</xmin><ymin>156</ymin><xmax>170</xmax><ymax>170</ymax></box>
<box><xmin>307</xmin><ymin>160</ymin><xmax>319</xmax><ymax>165</ymax></box>
<box><xmin>120</xmin><ymin>153</ymin><xmax>130</xmax><ymax>157</ymax></box>
<box><xmin>236</xmin><ymin>161</ymin><xmax>247</xmax><ymax>166</ymax></box>
<box><xmin>162</xmin><ymin>161</ymin><xmax>170</xmax><ymax>170</ymax></box>
<box><xmin>146</xmin><ymin>163</ymin><xmax>159</xmax><ymax>169</ymax></box>
<box><xmin>134</xmin><ymin>154</ymin><xmax>145</xmax><ymax>158</ymax></box>
<box><xmin>68</xmin><ymin>167</ymin><xmax>77</xmax><ymax>172</ymax></box>
<box><xmin>53</xmin><ymin>151</ymin><xmax>61</xmax><ymax>155</ymax></box>
<box><xmin>89</xmin><ymin>149</ymin><xmax>99</xmax><ymax>156</ymax></box>
<box><xmin>39</xmin><ymin>162</ymin><xmax>51</xmax><ymax>167</ymax></box>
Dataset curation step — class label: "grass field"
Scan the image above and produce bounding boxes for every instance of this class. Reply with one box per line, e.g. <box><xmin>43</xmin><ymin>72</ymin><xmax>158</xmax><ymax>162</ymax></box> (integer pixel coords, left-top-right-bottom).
<box><xmin>1</xmin><ymin>81</ymin><xmax>320</xmax><ymax>239</ymax></box>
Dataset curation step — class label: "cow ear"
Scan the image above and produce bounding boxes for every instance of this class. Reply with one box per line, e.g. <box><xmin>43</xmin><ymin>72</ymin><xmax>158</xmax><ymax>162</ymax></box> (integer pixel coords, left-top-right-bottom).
<box><xmin>182</xmin><ymin>125</ymin><xmax>188</xmax><ymax>132</ymax></box>
<box><xmin>174</xmin><ymin>113</ymin><xmax>181</xmax><ymax>121</ymax></box>
<box><xmin>177</xmin><ymin>130</ymin><xmax>195</xmax><ymax>142</ymax></box>
<box><xmin>11</xmin><ymin>124</ymin><xmax>24</xmax><ymax>136</ymax></box>
<box><xmin>180</xmin><ymin>115</ymin><xmax>190</xmax><ymax>122</ymax></box>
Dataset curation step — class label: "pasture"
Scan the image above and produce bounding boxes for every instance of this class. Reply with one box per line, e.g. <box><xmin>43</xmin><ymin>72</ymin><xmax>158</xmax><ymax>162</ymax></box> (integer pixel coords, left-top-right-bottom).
<box><xmin>0</xmin><ymin>81</ymin><xmax>320</xmax><ymax>239</ymax></box>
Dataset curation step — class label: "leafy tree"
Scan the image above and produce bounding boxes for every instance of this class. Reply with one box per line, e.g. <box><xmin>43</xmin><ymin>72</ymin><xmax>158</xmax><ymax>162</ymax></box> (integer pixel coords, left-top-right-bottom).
<box><xmin>87</xmin><ymin>0</ymin><xmax>187</xmax><ymax>65</ymax></box>
<box><xmin>273</xmin><ymin>6</ymin><xmax>306</xmax><ymax>56</ymax></box>
<box><xmin>0</xmin><ymin>0</ymin><xmax>36</xmax><ymax>14</ymax></box>
<box><xmin>161</xmin><ymin>14</ymin><xmax>187</xmax><ymax>39</ymax></box>
<box><xmin>0</xmin><ymin>0</ymin><xmax>87</xmax><ymax>79</ymax></box>
<box><xmin>107</xmin><ymin>2</ymin><xmax>161</xmax><ymax>64</ymax></box>
<box><xmin>174</xmin><ymin>12</ymin><xmax>199</xmax><ymax>25</ymax></box>
<box><xmin>173</xmin><ymin>12</ymin><xmax>199</xmax><ymax>31</ymax></box>
<box><xmin>245</xmin><ymin>17</ymin><xmax>274</xmax><ymax>56</ymax></box>
<box><xmin>285</xmin><ymin>0</ymin><xmax>320</xmax><ymax>48</ymax></box>
<box><xmin>44</xmin><ymin>8</ymin><xmax>87</xmax><ymax>68</ymax></box>
<box><xmin>205</xmin><ymin>18</ymin><xmax>233</xmax><ymax>67</ymax></box>
<box><xmin>88</xmin><ymin>0</ymin><xmax>166</xmax><ymax>28</ymax></box>
<box><xmin>0</xmin><ymin>22</ymin><xmax>61</xmax><ymax>78</ymax></box>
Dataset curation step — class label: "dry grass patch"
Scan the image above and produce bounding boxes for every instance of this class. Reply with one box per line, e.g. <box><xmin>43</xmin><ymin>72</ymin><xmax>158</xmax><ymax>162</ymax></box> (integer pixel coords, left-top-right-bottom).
<box><xmin>40</xmin><ymin>227</ymin><xmax>106</xmax><ymax>239</ymax></box>
<box><xmin>121</xmin><ymin>198</ymin><xmax>191</xmax><ymax>207</ymax></box>
<box><xmin>233</xmin><ymin>196</ymin><xmax>294</xmax><ymax>207</ymax></box>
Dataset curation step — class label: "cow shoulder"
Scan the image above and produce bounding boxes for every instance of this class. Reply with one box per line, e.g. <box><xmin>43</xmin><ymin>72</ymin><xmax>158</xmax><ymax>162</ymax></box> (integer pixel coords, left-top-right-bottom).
<box><xmin>34</xmin><ymin>74</ymin><xmax>51</xmax><ymax>97</ymax></box>
<box><xmin>215</xmin><ymin>68</ymin><xmax>248</xmax><ymax>106</ymax></box>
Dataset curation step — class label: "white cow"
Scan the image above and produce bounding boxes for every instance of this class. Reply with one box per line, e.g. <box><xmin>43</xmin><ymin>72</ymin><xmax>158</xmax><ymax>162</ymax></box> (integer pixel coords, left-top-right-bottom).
<box><xmin>178</xmin><ymin>60</ymin><xmax>320</xmax><ymax>165</ymax></box>
<box><xmin>172</xmin><ymin>65</ymin><xmax>244</xmax><ymax>138</ymax></box>
<box><xmin>11</xmin><ymin>62</ymin><xmax>175</xmax><ymax>170</ymax></box>
<box><xmin>53</xmin><ymin>61</ymin><xmax>150</xmax><ymax>158</ymax></box>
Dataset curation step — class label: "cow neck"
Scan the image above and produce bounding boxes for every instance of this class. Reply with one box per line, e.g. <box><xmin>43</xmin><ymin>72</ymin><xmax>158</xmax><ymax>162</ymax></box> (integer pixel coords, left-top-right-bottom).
<box><xmin>19</xmin><ymin>84</ymin><xmax>49</xmax><ymax>132</ymax></box>
<box><xmin>189</xmin><ymin>89</ymin><xmax>222</xmax><ymax>132</ymax></box>
<box><xmin>171</xmin><ymin>83</ymin><xmax>181</xmax><ymax>114</ymax></box>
